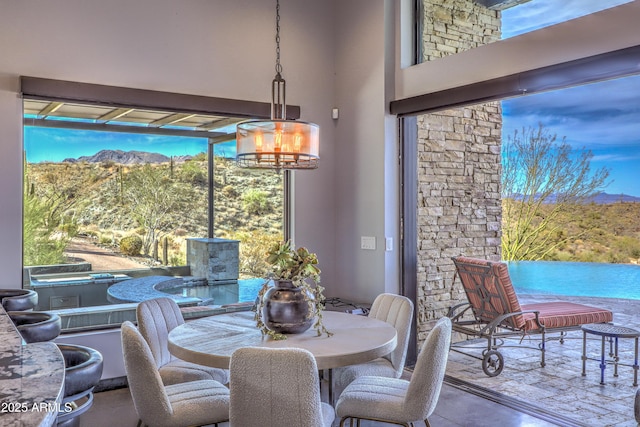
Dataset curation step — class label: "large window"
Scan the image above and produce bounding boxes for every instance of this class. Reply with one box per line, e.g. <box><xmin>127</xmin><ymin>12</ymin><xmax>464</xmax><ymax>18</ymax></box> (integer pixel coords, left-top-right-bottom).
<box><xmin>21</xmin><ymin>80</ymin><xmax>288</xmax><ymax>330</ymax></box>
<box><xmin>416</xmin><ymin>0</ymin><xmax>632</xmax><ymax>63</ymax></box>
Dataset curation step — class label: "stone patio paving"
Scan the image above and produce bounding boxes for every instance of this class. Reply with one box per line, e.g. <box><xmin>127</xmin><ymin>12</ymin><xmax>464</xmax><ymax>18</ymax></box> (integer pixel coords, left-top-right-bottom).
<box><xmin>445</xmin><ymin>293</ymin><xmax>640</xmax><ymax>427</ymax></box>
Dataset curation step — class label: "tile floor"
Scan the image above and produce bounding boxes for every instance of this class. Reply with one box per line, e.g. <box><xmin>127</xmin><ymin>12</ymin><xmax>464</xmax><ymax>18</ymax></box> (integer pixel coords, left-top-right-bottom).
<box><xmin>446</xmin><ymin>294</ymin><xmax>640</xmax><ymax>427</ymax></box>
<box><xmin>79</xmin><ymin>380</ymin><xmax>557</xmax><ymax>427</ymax></box>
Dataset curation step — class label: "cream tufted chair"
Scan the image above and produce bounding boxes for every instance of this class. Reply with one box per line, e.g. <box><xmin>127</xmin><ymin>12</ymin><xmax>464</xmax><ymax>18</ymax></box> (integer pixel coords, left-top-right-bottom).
<box><xmin>121</xmin><ymin>321</ymin><xmax>229</xmax><ymax>427</ymax></box>
<box><xmin>335</xmin><ymin>317</ymin><xmax>452</xmax><ymax>427</ymax></box>
<box><xmin>136</xmin><ymin>297</ymin><xmax>229</xmax><ymax>385</ymax></box>
<box><xmin>333</xmin><ymin>293</ymin><xmax>414</xmax><ymax>393</ymax></box>
<box><xmin>229</xmin><ymin>347</ymin><xmax>335</xmax><ymax>427</ymax></box>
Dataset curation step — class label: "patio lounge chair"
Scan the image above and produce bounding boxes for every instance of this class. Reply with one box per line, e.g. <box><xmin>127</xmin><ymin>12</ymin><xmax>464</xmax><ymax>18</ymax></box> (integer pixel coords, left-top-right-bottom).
<box><xmin>448</xmin><ymin>256</ymin><xmax>613</xmax><ymax>377</ymax></box>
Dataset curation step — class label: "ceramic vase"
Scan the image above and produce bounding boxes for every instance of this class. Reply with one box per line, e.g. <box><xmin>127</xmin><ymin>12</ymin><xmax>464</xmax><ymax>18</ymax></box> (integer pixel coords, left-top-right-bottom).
<box><xmin>262</xmin><ymin>280</ymin><xmax>314</xmax><ymax>334</ymax></box>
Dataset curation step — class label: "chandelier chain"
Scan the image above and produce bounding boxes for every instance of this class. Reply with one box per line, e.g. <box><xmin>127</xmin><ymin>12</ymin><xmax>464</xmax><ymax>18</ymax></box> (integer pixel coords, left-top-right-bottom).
<box><xmin>275</xmin><ymin>0</ymin><xmax>282</xmax><ymax>75</ymax></box>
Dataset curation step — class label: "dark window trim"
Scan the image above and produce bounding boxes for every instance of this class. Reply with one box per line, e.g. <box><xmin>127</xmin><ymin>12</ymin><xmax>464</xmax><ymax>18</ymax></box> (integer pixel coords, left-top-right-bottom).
<box><xmin>413</xmin><ymin>0</ymin><xmax>424</xmax><ymax>66</ymax></box>
<box><xmin>391</xmin><ymin>44</ymin><xmax>640</xmax><ymax>116</ymax></box>
<box><xmin>399</xmin><ymin>115</ymin><xmax>418</xmax><ymax>366</ymax></box>
<box><xmin>20</xmin><ymin>76</ymin><xmax>301</xmax><ymax>120</ymax></box>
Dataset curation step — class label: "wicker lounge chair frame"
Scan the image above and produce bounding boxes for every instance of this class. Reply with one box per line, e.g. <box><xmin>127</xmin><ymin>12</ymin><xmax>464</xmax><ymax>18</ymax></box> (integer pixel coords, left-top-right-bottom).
<box><xmin>447</xmin><ymin>256</ymin><xmax>613</xmax><ymax>377</ymax></box>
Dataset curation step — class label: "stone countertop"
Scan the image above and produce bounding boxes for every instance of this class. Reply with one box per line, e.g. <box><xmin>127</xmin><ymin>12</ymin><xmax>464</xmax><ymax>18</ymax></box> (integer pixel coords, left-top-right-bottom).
<box><xmin>0</xmin><ymin>310</ymin><xmax>65</xmax><ymax>427</ymax></box>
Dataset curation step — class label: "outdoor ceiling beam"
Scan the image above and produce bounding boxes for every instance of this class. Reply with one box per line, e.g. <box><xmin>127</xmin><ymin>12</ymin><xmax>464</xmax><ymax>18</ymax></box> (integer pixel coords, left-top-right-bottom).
<box><xmin>207</xmin><ymin>134</ymin><xmax>237</xmax><ymax>145</ymax></box>
<box><xmin>37</xmin><ymin>101</ymin><xmax>64</xmax><ymax>118</ymax></box>
<box><xmin>149</xmin><ymin>113</ymin><xmax>197</xmax><ymax>127</ymax></box>
<box><xmin>24</xmin><ymin>117</ymin><xmax>230</xmax><ymax>140</ymax></box>
<box><xmin>473</xmin><ymin>0</ymin><xmax>532</xmax><ymax>11</ymax></box>
<box><xmin>21</xmin><ymin>76</ymin><xmax>298</xmax><ymax>120</ymax></box>
<box><xmin>96</xmin><ymin>107</ymin><xmax>135</xmax><ymax>123</ymax></box>
<box><xmin>199</xmin><ymin>117</ymin><xmax>245</xmax><ymax>131</ymax></box>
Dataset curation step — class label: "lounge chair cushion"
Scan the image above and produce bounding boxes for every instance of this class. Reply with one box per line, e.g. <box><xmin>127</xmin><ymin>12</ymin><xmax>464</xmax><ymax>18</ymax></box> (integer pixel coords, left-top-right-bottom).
<box><xmin>521</xmin><ymin>302</ymin><xmax>613</xmax><ymax>331</ymax></box>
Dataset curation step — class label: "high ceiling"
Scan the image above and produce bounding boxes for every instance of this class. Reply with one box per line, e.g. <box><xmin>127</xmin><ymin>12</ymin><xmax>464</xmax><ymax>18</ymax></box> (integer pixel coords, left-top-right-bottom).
<box><xmin>23</xmin><ymin>99</ymin><xmax>243</xmax><ymax>143</ymax></box>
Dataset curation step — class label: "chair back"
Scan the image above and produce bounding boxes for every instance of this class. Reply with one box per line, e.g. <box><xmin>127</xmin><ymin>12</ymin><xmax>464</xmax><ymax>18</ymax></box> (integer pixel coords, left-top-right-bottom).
<box><xmin>136</xmin><ymin>297</ymin><xmax>184</xmax><ymax>368</ymax></box>
<box><xmin>120</xmin><ymin>321</ymin><xmax>173</xmax><ymax>424</ymax></box>
<box><xmin>0</xmin><ymin>289</ymin><xmax>38</xmax><ymax>311</ymax></box>
<box><xmin>369</xmin><ymin>293</ymin><xmax>414</xmax><ymax>375</ymax></box>
<box><xmin>230</xmin><ymin>347</ymin><xmax>327</xmax><ymax>427</ymax></box>
<box><xmin>405</xmin><ymin>317</ymin><xmax>452</xmax><ymax>421</ymax></box>
<box><xmin>452</xmin><ymin>256</ymin><xmax>525</xmax><ymax>330</ymax></box>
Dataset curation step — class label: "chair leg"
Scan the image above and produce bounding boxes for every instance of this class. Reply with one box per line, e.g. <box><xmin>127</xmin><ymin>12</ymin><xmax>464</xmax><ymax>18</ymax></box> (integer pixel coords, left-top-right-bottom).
<box><xmin>541</xmin><ymin>329</ymin><xmax>547</xmax><ymax>367</ymax></box>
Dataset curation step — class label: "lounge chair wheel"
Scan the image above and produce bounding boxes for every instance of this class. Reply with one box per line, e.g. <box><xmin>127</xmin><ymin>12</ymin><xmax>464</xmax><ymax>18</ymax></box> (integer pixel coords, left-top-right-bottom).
<box><xmin>482</xmin><ymin>350</ymin><xmax>504</xmax><ymax>377</ymax></box>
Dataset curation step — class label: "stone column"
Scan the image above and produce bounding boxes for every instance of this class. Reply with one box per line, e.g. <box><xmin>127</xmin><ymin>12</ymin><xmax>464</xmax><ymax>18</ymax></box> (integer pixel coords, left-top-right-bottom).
<box><xmin>186</xmin><ymin>238</ymin><xmax>239</xmax><ymax>284</ymax></box>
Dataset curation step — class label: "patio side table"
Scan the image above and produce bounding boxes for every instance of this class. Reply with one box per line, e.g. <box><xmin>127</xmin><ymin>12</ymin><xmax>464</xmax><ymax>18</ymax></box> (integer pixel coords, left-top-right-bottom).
<box><xmin>581</xmin><ymin>323</ymin><xmax>639</xmax><ymax>386</ymax></box>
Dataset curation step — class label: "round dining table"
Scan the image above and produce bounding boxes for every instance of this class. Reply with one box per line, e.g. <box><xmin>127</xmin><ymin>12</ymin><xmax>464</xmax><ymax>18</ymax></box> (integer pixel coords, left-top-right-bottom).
<box><xmin>167</xmin><ymin>310</ymin><xmax>397</xmax><ymax>371</ymax></box>
<box><xmin>168</xmin><ymin>310</ymin><xmax>397</xmax><ymax>404</ymax></box>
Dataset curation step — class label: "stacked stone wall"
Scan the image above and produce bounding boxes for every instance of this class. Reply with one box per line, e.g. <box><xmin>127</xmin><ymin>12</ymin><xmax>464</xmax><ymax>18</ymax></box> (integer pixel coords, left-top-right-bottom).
<box><xmin>422</xmin><ymin>0</ymin><xmax>500</xmax><ymax>60</ymax></box>
<box><xmin>416</xmin><ymin>1</ymin><xmax>503</xmax><ymax>343</ymax></box>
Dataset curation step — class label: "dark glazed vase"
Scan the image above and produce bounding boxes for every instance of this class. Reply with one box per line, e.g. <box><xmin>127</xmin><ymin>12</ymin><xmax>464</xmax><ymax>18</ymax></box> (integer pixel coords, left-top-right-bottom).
<box><xmin>262</xmin><ymin>280</ymin><xmax>314</xmax><ymax>334</ymax></box>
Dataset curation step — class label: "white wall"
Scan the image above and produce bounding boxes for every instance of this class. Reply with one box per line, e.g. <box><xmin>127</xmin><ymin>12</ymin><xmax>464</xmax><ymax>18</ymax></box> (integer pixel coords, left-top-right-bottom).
<box><xmin>332</xmin><ymin>0</ymin><xmax>400</xmax><ymax>303</ymax></box>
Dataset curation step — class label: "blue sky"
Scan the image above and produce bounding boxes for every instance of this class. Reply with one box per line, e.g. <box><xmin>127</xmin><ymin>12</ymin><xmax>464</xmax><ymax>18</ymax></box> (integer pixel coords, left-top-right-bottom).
<box><xmin>25</xmin><ymin>127</ymin><xmax>205</xmax><ymax>162</ymax></box>
<box><xmin>24</xmin><ymin>0</ymin><xmax>640</xmax><ymax>196</ymax></box>
<box><xmin>502</xmin><ymin>0</ymin><xmax>639</xmax><ymax>197</ymax></box>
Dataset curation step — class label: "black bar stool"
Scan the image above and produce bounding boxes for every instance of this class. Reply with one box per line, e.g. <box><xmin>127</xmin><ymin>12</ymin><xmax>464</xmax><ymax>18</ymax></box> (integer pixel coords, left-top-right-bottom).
<box><xmin>8</xmin><ymin>311</ymin><xmax>62</xmax><ymax>343</ymax></box>
<box><xmin>56</xmin><ymin>344</ymin><xmax>104</xmax><ymax>427</ymax></box>
<box><xmin>0</xmin><ymin>289</ymin><xmax>38</xmax><ymax>311</ymax></box>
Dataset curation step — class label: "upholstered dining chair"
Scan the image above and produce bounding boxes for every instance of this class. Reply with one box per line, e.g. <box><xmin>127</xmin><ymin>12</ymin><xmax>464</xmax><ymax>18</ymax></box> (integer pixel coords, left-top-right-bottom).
<box><xmin>121</xmin><ymin>321</ymin><xmax>230</xmax><ymax>427</ymax></box>
<box><xmin>333</xmin><ymin>293</ymin><xmax>414</xmax><ymax>393</ymax></box>
<box><xmin>136</xmin><ymin>297</ymin><xmax>229</xmax><ymax>385</ymax></box>
<box><xmin>229</xmin><ymin>347</ymin><xmax>335</xmax><ymax>427</ymax></box>
<box><xmin>335</xmin><ymin>317</ymin><xmax>452</xmax><ymax>427</ymax></box>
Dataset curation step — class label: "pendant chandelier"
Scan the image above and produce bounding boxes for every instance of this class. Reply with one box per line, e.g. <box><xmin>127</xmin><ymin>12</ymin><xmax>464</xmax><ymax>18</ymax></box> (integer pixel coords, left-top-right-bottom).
<box><xmin>236</xmin><ymin>0</ymin><xmax>319</xmax><ymax>170</ymax></box>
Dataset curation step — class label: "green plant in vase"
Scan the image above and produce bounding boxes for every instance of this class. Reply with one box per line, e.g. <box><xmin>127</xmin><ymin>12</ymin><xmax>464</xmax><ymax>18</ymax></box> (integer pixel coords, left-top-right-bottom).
<box><xmin>254</xmin><ymin>240</ymin><xmax>332</xmax><ymax>340</ymax></box>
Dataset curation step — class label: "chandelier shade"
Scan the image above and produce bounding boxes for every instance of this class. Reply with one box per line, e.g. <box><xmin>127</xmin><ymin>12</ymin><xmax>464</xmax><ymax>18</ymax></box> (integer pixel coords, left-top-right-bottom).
<box><xmin>236</xmin><ymin>119</ymin><xmax>319</xmax><ymax>169</ymax></box>
<box><xmin>235</xmin><ymin>0</ymin><xmax>319</xmax><ymax>171</ymax></box>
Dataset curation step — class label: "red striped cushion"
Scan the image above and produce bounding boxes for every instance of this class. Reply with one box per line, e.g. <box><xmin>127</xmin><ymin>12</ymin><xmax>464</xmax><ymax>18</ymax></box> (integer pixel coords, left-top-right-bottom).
<box><xmin>520</xmin><ymin>302</ymin><xmax>613</xmax><ymax>331</ymax></box>
<box><xmin>453</xmin><ymin>257</ymin><xmax>525</xmax><ymax>329</ymax></box>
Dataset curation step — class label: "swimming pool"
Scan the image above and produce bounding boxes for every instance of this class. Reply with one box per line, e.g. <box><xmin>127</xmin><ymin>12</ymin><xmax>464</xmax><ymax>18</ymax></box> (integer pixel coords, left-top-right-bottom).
<box><xmin>162</xmin><ymin>277</ymin><xmax>266</xmax><ymax>305</ymax></box>
<box><xmin>507</xmin><ymin>261</ymin><xmax>640</xmax><ymax>300</ymax></box>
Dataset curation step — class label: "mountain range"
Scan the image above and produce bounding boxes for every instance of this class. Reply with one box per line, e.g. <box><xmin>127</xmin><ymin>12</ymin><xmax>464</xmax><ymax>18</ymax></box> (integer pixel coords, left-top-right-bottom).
<box><xmin>65</xmin><ymin>150</ymin><xmax>640</xmax><ymax>204</ymax></box>
<box><xmin>63</xmin><ymin>149</ymin><xmax>192</xmax><ymax>165</ymax></box>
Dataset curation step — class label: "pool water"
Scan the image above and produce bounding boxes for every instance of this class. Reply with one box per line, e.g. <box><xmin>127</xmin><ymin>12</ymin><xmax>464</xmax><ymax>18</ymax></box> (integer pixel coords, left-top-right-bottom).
<box><xmin>163</xmin><ymin>278</ymin><xmax>267</xmax><ymax>305</ymax></box>
<box><xmin>507</xmin><ymin>261</ymin><xmax>640</xmax><ymax>300</ymax></box>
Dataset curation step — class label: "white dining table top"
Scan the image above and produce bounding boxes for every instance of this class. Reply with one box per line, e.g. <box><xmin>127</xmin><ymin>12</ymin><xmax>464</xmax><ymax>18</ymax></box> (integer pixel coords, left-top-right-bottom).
<box><xmin>168</xmin><ymin>310</ymin><xmax>397</xmax><ymax>370</ymax></box>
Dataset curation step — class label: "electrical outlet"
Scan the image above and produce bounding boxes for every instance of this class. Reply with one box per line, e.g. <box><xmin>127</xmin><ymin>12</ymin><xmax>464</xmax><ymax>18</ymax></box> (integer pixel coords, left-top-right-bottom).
<box><xmin>361</xmin><ymin>236</ymin><xmax>376</xmax><ymax>250</ymax></box>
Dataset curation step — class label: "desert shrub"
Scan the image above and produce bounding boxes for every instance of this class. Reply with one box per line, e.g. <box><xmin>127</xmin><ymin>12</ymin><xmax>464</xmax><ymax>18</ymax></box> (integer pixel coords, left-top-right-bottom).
<box><xmin>174</xmin><ymin>228</ymin><xmax>188</xmax><ymax>237</ymax></box>
<box><xmin>180</xmin><ymin>161</ymin><xmax>207</xmax><ymax>186</ymax></box>
<box><xmin>23</xmin><ymin>195</ymin><xmax>67</xmax><ymax>266</ymax></box>
<box><xmin>229</xmin><ymin>230</ymin><xmax>281</xmax><ymax>278</ymax></box>
<box><xmin>242</xmin><ymin>189</ymin><xmax>271</xmax><ymax>215</ymax></box>
<box><xmin>168</xmin><ymin>254</ymin><xmax>186</xmax><ymax>267</ymax></box>
<box><xmin>221</xmin><ymin>185</ymin><xmax>237</xmax><ymax>198</ymax></box>
<box><xmin>99</xmin><ymin>234</ymin><xmax>113</xmax><ymax>245</ymax></box>
<box><xmin>59</xmin><ymin>221</ymin><xmax>78</xmax><ymax>237</ymax></box>
<box><xmin>120</xmin><ymin>235</ymin><xmax>143</xmax><ymax>256</ymax></box>
<box><xmin>192</xmin><ymin>152</ymin><xmax>207</xmax><ymax>162</ymax></box>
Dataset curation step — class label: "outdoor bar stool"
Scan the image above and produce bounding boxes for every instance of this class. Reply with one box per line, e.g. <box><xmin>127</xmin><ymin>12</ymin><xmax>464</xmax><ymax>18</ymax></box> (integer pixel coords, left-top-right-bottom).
<box><xmin>8</xmin><ymin>311</ymin><xmax>61</xmax><ymax>343</ymax></box>
<box><xmin>56</xmin><ymin>344</ymin><xmax>104</xmax><ymax>427</ymax></box>
<box><xmin>0</xmin><ymin>289</ymin><xmax>38</xmax><ymax>311</ymax></box>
